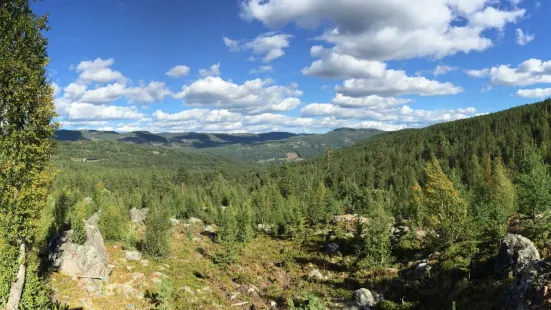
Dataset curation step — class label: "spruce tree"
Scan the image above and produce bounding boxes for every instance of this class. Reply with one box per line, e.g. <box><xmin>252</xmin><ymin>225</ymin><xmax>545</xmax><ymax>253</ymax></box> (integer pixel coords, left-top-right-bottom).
<box><xmin>517</xmin><ymin>153</ymin><xmax>551</xmax><ymax>222</ymax></box>
<box><xmin>0</xmin><ymin>1</ymin><xmax>57</xmax><ymax>307</ymax></box>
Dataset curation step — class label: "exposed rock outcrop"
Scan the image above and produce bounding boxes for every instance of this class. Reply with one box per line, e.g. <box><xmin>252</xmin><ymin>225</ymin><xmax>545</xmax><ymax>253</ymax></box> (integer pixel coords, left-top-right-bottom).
<box><xmin>129</xmin><ymin>207</ymin><xmax>148</xmax><ymax>225</ymax></box>
<box><xmin>502</xmin><ymin>259</ymin><xmax>551</xmax><ymax>310</ymax></box>
<box><xmin>307</xmin><ymin>269</ymin><xmax>327</xmax><ymax>281</ymax></box>
<box><xmin>496</xmin><ymin>233</ymin><xmax>540</xmax><ymax>277</ymax></box>
<box><xmin>50</xmin><ymin>213</ymin><xmax>110</xmax><ymax>281</ymax></box>
<box><xmin>352</xmin><ymin>288</ymin><xmax>377</xmax><ymax>308</ymax></box>
<box><xmin>125</xmin><ymin>250</ymin><xmax>142</xmax><ymax>261</ymax></box>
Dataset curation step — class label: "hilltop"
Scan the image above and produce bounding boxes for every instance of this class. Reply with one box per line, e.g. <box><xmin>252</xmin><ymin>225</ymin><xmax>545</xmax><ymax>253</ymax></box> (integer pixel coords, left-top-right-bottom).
<box><xmin>54</xmin><ymin>128</ymin><xmax>382</xmax><ymax>162</ymax></box>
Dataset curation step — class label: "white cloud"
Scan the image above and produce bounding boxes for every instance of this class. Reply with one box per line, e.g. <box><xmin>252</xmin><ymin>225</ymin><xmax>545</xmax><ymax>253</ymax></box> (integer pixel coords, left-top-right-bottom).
<box><xmin>56</xmin><ymin>100</ymin><xmax>144</xmax><ymax>121</ymax></box>
<box><xmin>332</xmin><ymin>93</ymin><xmax>410</xmax><ymax>109</ymax></box>
<box><xmin>301</xmin><ymin>48</ymin><xmax>462</xmax><ymax>97</ymax></box>
<box><xmin>515</xmin><ymin>28</ymin><xmax>534</xmax><ymax>45</ymax></box>
<box><xmin>166</xmin><ymin>65</ymin><xmax>191</xmax><ymax>78</ymax></box>
<box><xmin>199</xmin><ymin>63</ymin><xmax>221</xmax><ymax>77</ymax></box>
<box><xmin>240</xmin><ymin>0</ymin><xmax>525</xmax><ymax>61</ymax></box>
<box><xmin>125</xmin><ymin>81</ymin><xmax>172</xmax><ymax>103</ymax></box>
<box><xmin>150</xmin><ymin>108</ymin><xmax>408</xmax><ymax>132</ymax></box>
<box><xmin>223</xmin><ymin>37</ymin><xmax>240</xmax><ymax>51</ymax></box>
<box><xmin>337</xmin><ymin>73</ymin><xmax>463</xmax><ymax>97</ymax></box>
<box><xmin>433</xmin><ymin>65</ymin><xmax>456</xmax><ymax>76</ymax></box>
<box><xmin>465</xmin><ymin>68</ymin><xmax>490</xmax><ymax>78</ymax></box>
<box><xmin>302</xmin><ymin>47</ymin><xmax>386</xmax><ymax>79</ymax></box>
<box><xmin>75</xmin><ymin>58</ymin><xmax>126</xmax><ymax>84</ymax></box>
<box><xmin>489</xmin><ymin>59</ymin><xmax>551</xmax><ymax>86</ymax></box>
<box><xmin>250</xmin><ymin>65</ymin><xmax>273</xmax><ymax>74</ymax></box>
<box><xmin>62</xmin><ymin>81</ymin><xmax>171</xmax><ymax>105</ymax></box>
<box><xmin>173</xmin><ymin>76</ymin><xmax>302</xmax><ymax>114</ymax></box>
<box><xmin>301</xmin><ymin>103</ymin><xmax>477</xmax><ymax>124</ymax></box>
<box><xmin>517</xmin><ymin>88</ymin><xmax>551</xmax><ymax>98</ymax></box>
<box><xmin>51</xmin><ymin>82</ymin><xmax>61</xmax><ymax>97</ymax></box>
<box><xmin>224</xmin><ymin>33</ymin><xmax>292</xmax><ymax>62</ymax></box>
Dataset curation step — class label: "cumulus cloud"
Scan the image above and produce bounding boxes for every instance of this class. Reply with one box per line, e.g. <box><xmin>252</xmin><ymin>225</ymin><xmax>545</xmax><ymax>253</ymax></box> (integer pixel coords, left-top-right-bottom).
<box><xmin>332</xmin><ymin>94</ymin><xmax>411</xmax><ymax>109</ymax></box>
<box><xmin>75</xmin><ymin>58</ymin><xmax>126</xmax><ymax>84</ymax></box>
<box><xmin>301</xmin><ymin>103</ymin><xmax>477</xmax><ymax>124</ymax></box>
<box><xmin>488</xmin><ymin>58</ymin><xmax>551</xmax><ymax>86</ymax></box>
<box><xmin>173</xmin><ymin>76</ymin><xmax>302</xmax><ymax>114</ymax></box>
<box><xmin>51</xmin><ymin>82</ymin><xmax>61</xmax><ymax>97</ymax></box>
<box><xmin>240</xmin><ymin>0</ymin><xmax>525</xmax><ymax>61</ymax></box>
<box><xmin>337</xmin><ymin>73</ymin><xmax>463</xmax><ymax>97</ymax></box>
<box><xmin>150</xmin><ymin>108</ymin><xmax>408</xmax><ymax>132</ymax></box>
<box><xmin>515</xmin><ymin>28</ymin><xmax>535</xmax><ymax>45</ymax></box>
<box><xmin>224</xmin><ymin>33</ymin><xmax>292</xmax><ymax>62</ymax></box>
<box><xmin>517</xmin><ymin>88</ymin><xmax>551</xmax><ymax>98</ymax></box>
<box><xmin>465</xmin><ymin>68</ymin><xmax>490</xmax><ymax>78</ymax></box>
<box><xmin>250</xmin><ymin>65</ymin><xmax>273</xmax><ymax>74</ymax></box>
<box><xmin>199</xmin><ymin>63</ymin><xmax>221</xmax><ymax>77</ymax></box>
<box><xmin>433</xmin><ymin>65</ymin><xmax>456</xmax><ymax>76</ymax></box>
<box><xmin>302</xmin><ymin>48</ymin><xmax>462</xmax><ymax>97</ymax></box>
<box><xmin>56</xmin><ymin>100</ymin><xmax>145</xmax><ymax>121</ymax></box>
<box><xmin>166</xmin><ymin>65</ymin><xmax>191</xmax><ymax>78</ymax></box>
<box><xmin>302</xmin><ymin>47</ymin><xmax>387</xmax><ymax>79</ymax></box>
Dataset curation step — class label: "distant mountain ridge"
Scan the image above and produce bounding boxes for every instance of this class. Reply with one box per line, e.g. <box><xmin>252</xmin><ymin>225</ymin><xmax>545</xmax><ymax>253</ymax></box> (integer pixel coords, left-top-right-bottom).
<box><xmin>55</xmin><ymin>128</ymin><xmax>382</xmax><ymax>161</ymax></box>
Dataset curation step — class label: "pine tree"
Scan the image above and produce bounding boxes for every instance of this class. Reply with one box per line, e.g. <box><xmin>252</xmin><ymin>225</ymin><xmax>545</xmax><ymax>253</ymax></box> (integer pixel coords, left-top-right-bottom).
<box><xmin>144</xmin><ymin>204</ymin><xmax>171</xmax><ymax>258</ymax></box>
<box><xmin>517</xmin><ymin>153</ymin><xmax>551</xmax><ymax>222</ymax></box>
<box><xmin>487</xmin><ymin>157</ymin><xmax>516</xmax><ymax>236</ymax></box>
<box><xmin>0</xmin><ymin>1</ymin><xmax>57</xmax><ymax>307</ymax></box>
<box><xmin>421</xmin><ymin>159</ymin><xmax>475</xmax><ymax>251</ymax></box>
<box><xmin>215</xmin><ymin>205</ymin><xmax>238</xmax><ymax>264</ymax></box>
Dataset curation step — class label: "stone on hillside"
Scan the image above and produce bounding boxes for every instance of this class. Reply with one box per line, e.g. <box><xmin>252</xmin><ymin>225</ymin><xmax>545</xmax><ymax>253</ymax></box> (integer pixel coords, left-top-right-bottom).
<box><xmin>50</xmin><ymin>213</ymin><xmax>110</xmax><ymax>281</ymax></box>
<box><xmin>257</xmin><ymin>223</ymin><xmax>273</xmax><ymax>233</ymax></box>
<box><xmin>125</xmin><ymin>250</ymin><xmax>142</xmax><ymax>261</ymax></box>
<box><xmin>203</xmin><ymin>225</ymin><xmax>216</xmax><ymax>233</ymax></box>
<box><xmin>502</xmin><ymin>259</ymin><xmax>551</xmax><ymax>310</ymax></box>
<box><xmin>496</xmin><ymin>233</ymin><xmax>540</xmax><ymax>277</ymax></box>
<box><xmin>402</xmin><ymin>260</ymin><xmax>432</xmax><ymax>280</ymax></box>
<box><xmin>352</xmin><ymin>288</ymin><xmax>377</xmax><ymax>307</ymax></box>
<box><xmin>308</xmin><ymin>269</ymin><xmax>327</xmax><ymax>281</ymax></box>
<box><xmin>129</xmin><ymin>207</ymin><xmax>148</xmax><ymax>225</ymax></box>
<box><xmin>170</xmin><ymin>218</ymin><xmax>181</xmax><ymax>225</ymax></box>
<box><xmin>334</xmin><ymin>214</ymin><xmax>369</xmax><ymax>223</ymax></box>
<box><xmin>83</xmin><ymin>197</ymin><xmax>93</xmax><ymax>205</ymax></box>
<box><xmin>322</xmin><ymin>243</ymin><xmax>339</xmax><ymax>255</ymax></box>
<box><xmin>188</xmin><ymin>217</ymin><xmax>204</xmax><ymax>225</ymax></box>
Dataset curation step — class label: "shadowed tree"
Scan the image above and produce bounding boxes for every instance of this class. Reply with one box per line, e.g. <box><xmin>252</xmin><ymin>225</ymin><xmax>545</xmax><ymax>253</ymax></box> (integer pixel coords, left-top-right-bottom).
<box><xmin>0</xmin><ymin>0</ymin><xmax>57</xmax><ymax>308</ymax></box>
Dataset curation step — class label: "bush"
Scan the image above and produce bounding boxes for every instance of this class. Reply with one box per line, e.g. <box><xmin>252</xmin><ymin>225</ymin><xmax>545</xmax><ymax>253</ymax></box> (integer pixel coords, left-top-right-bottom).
<box><xmin>99</xmin><ymin>202</ymin><xmax>128</xmax><ymax>242</ymax></box>
<box><xmin>144</xmin><ymin>205</ymin><xmax>171</xmax><ymax>258</ymax></box>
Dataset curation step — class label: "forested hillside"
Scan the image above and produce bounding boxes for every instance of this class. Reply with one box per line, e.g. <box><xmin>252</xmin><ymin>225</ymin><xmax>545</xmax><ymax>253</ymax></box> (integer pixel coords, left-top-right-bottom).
<box><xmin>45</xmin><ymin>98</ymin><xmax>551</xmax><ymax>309</ymax></box>
<box><xmin>54</xmin><ymin>128</ymin><xmax>382</xmax><ymax>162</ymax></box>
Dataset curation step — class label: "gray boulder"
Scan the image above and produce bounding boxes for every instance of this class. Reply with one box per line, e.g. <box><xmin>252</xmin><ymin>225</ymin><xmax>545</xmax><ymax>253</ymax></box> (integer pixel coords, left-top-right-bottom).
<box><xmin>352</xmin><ymin>288</ymin><xmax>377</xmax><ymax>307</ymax></box>
<box><xmin>502</xmin><ymin>259</ymin><xmax>551</xmax><ymax>310</ymax></box>
<box><xmin>125</xmin><ymin>250</ymin><xmax>142</xmax><ymax>261</ymax></box>
<box><xmin>188</xmin><ymin>217</ymin><xmax>203</xmax><ymax>224</ymax></box>
<box><xmin>129</xmin><ymin>208</ymin><xmax>148</xmax><ymax>225</ymax></box>
<box><xmin>307</xmin><ymin>269</ymin><xmax>327</xmax><ymax>281</ymax></box>
<box><xmin>322</xmin><ymin>243</ymin><xmax>339</xmax><ymax>255</ymax></box>
<box><xmin>50</xmin><ymin>213</ymin><xmax>110</xmax><ymax>281</ymax></box>
<box><xmin>496</xmin><ymin>234</ymin><xmax>540</xmax><ymax>277</ymax></box>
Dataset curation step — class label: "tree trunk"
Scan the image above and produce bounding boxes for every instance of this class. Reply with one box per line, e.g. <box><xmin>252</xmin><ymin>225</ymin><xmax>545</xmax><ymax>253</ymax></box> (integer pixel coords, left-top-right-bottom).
<box><xmin>5</xmin><ymin>242</ymin><xmax>26</xmax><ymax>310</ymax></box>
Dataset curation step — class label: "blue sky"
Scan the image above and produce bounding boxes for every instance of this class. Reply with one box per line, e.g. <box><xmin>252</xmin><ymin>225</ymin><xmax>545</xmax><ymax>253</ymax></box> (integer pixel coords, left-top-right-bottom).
<box><xmin>33</xmin><ymin>0</ymin><xmax>551</xmax><ymax>133</ymax></box>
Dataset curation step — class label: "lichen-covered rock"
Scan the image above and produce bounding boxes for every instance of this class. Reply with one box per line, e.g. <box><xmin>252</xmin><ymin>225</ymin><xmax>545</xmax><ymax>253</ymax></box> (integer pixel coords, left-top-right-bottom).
<box><xmin>50</xmin><ymin>213</ymin><xmax>110</xmax><ymax>281</ymax></box>
<box><xmin>322</xmin><ymin>243</ymin><xmax>339</xmax><ymax>255</ymax></box>
<box><xmin>129</xmin><ymin>207</ymin><xmax>148</xmax><ymax>224</ymax></box>
<box><xmin>502</xmin><ymin>259</ymin><xmax>551</xmax><ymax>310</ymax></box>
<box><xmin>188</xmin><ymin>217</ymin><xmax>204</xmax><ymax>225</ymax></box>
<box><xmin>307</xmin><ymin>269</ymin><xmax>327</xmax><ymax>281</ymax></box>
<box><xmin>496</xmin><ymin>233</ymin><xmax>540</xmax><ymax>277</ymax></box>
<box><xmin>353</xmin><ymin>288</ymin><xmax>377</xmax><ymax>307</ymax></box>
<box><xmin>125</xmin><ymin>250</ymin><xmax>142</xmax><ymax>261</ymax></box>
